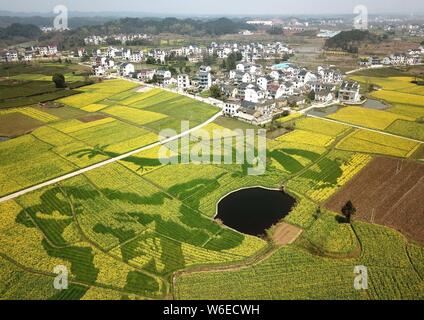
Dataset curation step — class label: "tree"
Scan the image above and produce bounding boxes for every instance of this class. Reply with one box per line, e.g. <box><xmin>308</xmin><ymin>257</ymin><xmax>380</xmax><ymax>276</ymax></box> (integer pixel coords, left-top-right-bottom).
<box><xmin>209</xmin><ymin>85</ymin><xmax>221</xmax><ymax>99</ymax></box>
<box><xmin>308</xmin><ymin>90</ymin><xmax>316</xmax><ymax>101</ymax></box>
<box><xmin>341</xmin><ymin>201</ymin><xmax>356</xmax><ymax>224</ymax></box>
<box><xmin>146</xmin><ymin>56</ymin><xmax>156</xmax><ymax>64</ymax></box>
<box><xmin>52</xmin><ymin>73</ymin><xmax>66</xmax><ymax>88</ymax></box>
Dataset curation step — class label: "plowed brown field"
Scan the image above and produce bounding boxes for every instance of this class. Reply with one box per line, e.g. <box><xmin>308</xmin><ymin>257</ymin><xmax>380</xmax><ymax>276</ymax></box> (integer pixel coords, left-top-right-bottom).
<box><xmin>325</xmin><ymin>157</ymin><xmax>424</xmax><ymax>244</ymax></box>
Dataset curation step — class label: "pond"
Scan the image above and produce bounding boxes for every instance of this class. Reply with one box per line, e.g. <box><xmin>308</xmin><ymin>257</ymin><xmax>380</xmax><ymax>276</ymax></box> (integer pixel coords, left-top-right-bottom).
<box><xmin>0</xmin><ymin>137</ymin><xmax>9</xmax><ymax>142</ymax></box>
<box><xmin>306</xmin><ymin>105</ymin><xmax>341</xmax><ymax>117</ymax></box>
<box><xmin>363</xmin><ymin>99</ymin><xmax>389</xmax><ymax>110</ymax></box>
<box><xmin>215</xmin><ymin>187</ymin><xmax>297</xmax><ymax>237</ymax></box>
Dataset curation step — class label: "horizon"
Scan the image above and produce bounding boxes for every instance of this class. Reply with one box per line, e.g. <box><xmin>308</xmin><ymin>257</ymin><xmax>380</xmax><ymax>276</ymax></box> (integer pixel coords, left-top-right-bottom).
<box><xmin>1</xmin><ymin>0</ymin><xmax>424</xmax><ymax>16</ymax></box>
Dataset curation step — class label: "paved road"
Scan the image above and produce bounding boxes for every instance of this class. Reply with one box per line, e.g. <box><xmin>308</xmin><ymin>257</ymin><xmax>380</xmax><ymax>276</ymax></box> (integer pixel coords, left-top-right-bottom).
<box><xmin>0</xmin><ymin>111</ymin><xmax>222</xmax><ymax>204</ymax></box>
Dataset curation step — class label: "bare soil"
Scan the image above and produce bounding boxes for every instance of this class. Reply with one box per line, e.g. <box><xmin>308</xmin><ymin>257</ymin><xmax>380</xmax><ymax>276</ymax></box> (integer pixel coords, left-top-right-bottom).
<box><xmin>325</xmin><ymin>157</ymin><xmax>424</xmax><ymax>244</ymax></box>
<box><xmin>78</xmin><ymin>114</ymin><xmax>108</xmax><ymax>123</ymax></box>
<box><xmin>0</xmin><ymin>112</ymin><xmax>43</xmax><ymax>137</ymax></box>
<box><xmin>272</xmin><ymin>222</ymin><xmax>303</xmax><ymax>246</ymax></box>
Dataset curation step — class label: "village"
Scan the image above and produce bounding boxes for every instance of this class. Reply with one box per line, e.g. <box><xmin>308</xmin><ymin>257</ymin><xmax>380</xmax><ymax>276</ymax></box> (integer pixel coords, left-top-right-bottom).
<box><xmin>1</xmin><ymin>38</ymin><xmax>423</xmax><ymax>125</ymax></box>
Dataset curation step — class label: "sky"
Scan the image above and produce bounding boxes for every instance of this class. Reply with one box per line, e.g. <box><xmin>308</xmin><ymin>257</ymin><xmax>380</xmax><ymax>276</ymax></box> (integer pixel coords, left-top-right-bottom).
<box><xmin>0</xmin><ymin>0</ymin><xmax>423</xmax><ymax>15</ymax></box>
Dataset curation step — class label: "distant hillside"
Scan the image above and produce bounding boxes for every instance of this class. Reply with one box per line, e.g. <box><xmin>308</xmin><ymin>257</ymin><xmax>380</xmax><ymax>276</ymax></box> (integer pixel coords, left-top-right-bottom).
<box><xmin>325</xmin><ymin>29</ymin><xmax>384</xmax><ymax>54</ymax></box>
<box><xmin>0</xmin><ymin>17</ymin><xmax>256</xmax><ymax>49</ymax></box>
<box><xmin>0</xmin><ymin>23</ymin><xmax>41</xmax><ymax>46</ymax></box>
<box><xmin>83</xmin><ymin>17</ymin><xmax>255</xmax><ymax>36</ymax></box>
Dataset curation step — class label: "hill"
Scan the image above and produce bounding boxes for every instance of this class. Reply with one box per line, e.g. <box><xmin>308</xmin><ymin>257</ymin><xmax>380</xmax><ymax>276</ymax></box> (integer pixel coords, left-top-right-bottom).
<box><xmin>325</xmin><ymin>29</ymin><xmax>384</xmax><ymax>54</ymax></box>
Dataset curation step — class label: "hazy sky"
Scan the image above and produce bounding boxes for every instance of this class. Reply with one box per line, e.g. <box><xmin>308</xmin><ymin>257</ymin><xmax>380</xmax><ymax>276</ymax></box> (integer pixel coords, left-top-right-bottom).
<box><xmin>1</xmin><ymin>0</ymin><xmax>423</xmax><ymax>15</ymax></box>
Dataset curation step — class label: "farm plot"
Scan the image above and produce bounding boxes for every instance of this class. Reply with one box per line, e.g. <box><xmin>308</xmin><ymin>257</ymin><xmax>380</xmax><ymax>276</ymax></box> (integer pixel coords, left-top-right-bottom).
<box><xmin>286</xmin><ymin>151</ymin><xmax>372</xmax><ymax>203</ymax></box>
<box><xmin>268</xmin><ymin>140</ymin><xmax>327</xmax><ymax>175</ymax></box>
<box><xmin>370</xmin><ymin>90</ymin><xmax>424</xmax><ymax>108</ymax></box>
<box><xmin>0</xmin><ymin>112</ymin><xmax>44</xmax><ymax>137</ymax></box>
<box><xmin>0</xmin><ymin>135</ymin><xmax>77</xmax><ymax>197</ymax></box>
<box><xmin>139</xmin><ymin>92</ymin><xmax>220</xmax><ymax>133</ymax></box>
<box><xmin>0</xmin><ymin>79</ymin><xmax>80</xmax><ymax>109</ymax></box>
<box><xmin>386</xmin><ymin>120</ymin><xmax>424</xmax><ymax>141</ymax></box>
<box><xmin>336</xmin><ymin>129</ymin><xmax>420</xmax><ymax>157</ymax></box>
<box><xmin>103</xmin><ymin>105</ymin><xmax>168</xmax><ymax>126</ymax></box>
<box><xmin>276</xmin><ymin>129</ymin><xmax>335</xmax><ymax>147</ymax></box>
<box><xmin>58</xmin><ymin>80</ymin><xmax>139</xmax><ymax>109</ymax></box>
<box><xmin>276</xmin><ymin>112</ymin><xmax>303</xmax><ymax>124</ymax></box>
<box><xmin>327</xmin><ymin>106</ymin><xmax>413</xmax><ymax>130</ymax></box>
<box><xmin>388</xmin><ymin>104</ymin><xmax>424</xmax><ymax>120</ymax></box>
<box><xmin>0</xmin><ymin>106</ymin><xmax>59</xmax><ymax>123</ymax></box>
<box><xmin>52</xmin><ymin>117</ymin><xmax>158</xmax><ymax>154</ymax></box>
<box><xmin>0</xmin><ymin>199</ymin><xmax>164</xmax><ymax>299</ymax></box>
<box><xmin>175</xmin><ymin>221</ymin><xmax>423</xmax><ymax>300</ymax></box>
<box><xmin>295</xmin><ymin>117</ymin><xmax>350</xmax><ymax>137</ymax></box>
<box><xmin>1</xmin><ymin>160</ymin><xmax>267</xmax><ymax>290</ymax></box>
<box><xmin>118</xmin><ymin>88</ymin><xmax>162</xmax><ymax>106</ymax></box>
<box><xmin>325</xmin><ymin>157</ymin><xmax>424</xmax><ymax>244</ymax></box>
<box><xmin>350</xmin><ymin>76</ymin><xmax>424</xmax><ymax>94</ymax></box>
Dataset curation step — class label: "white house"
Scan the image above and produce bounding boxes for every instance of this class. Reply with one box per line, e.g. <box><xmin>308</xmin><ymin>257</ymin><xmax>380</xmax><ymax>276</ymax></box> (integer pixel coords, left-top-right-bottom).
<box><xmin>244</xmin><ymin>84</ymin><xmax>265</xmax><ymax>103</ymax></box>
<box><xmin>118</xmin><ymin>63</ymin><xmax>135</xmax><ymax>77</ymax></box>
<box><xmin>130</xmin><ymin>52</ymin><xmax>143</xmax><ymax>63</ymax></box>
<box><xmin>223</xmin><ymin>98</ymin><xmax>242</xmax><ymax>117</ymax></box>
<box><xmin>164</xmin><ymin>77</ymin><xmax>178</xmax><ymax>87</ymax></box>
<box><xmin>256</xmin><ymin>77</ymin><xmax>268</xmax><ymax>91</ymax></box>
<box><xmin>339</xmin><ymin>81</ymin><xmax>361</xmax><ymax>104</ymax></box>
<box><xmin>177</xmin><ymin>74</ymin><xmax>191</xmax><ymax>90</ymax></box>
<box><xmin>199</xmin><ymin>65</ymin><xmax>212</xmax><ymax>73</ymax></box>
<box><xmin>155</xmin><ymin>70</ymin><xmax>172</xmax><ymax>83</ymax></box>
<box><xmin>94</xmin><ymin>65</ymin><xmax>106</xmax><ymax>77</ymax></box>
<box><xmin>276</xmin><ymin>81</ymin><xmax>295</xmax><ymax>99</ymax></box>
<box><xmin>236</xmin><ymin>63</ymin><xmax>245</xmax><ymax>72</ymax></box>
<box><xmin>48</xmin><ymin>46</ymin><xmax>58</xmax><ymax>55</ymax></box>
<box><xmin>317</xmin><ymin>67</ymin><xmax>343</xmax><ymax>84</ymax></box>
<box><xmin>197</xmin><ymin>71</ymin><xmax>212</xmax><ymax>89</ymax></box>
<box><xmin>315</xmin><ymin>90</ymin><xmax>334</xmax><ymax>103</ymax></box>
<box><xmin>22</xmin><ymin>52</ymin><xmax>33</xmax><ymax>62</ymax></box>
<box><xmin>137</xmin><ymin>69</ymin><xmax>155</xmax><ymax>81</ymax></box>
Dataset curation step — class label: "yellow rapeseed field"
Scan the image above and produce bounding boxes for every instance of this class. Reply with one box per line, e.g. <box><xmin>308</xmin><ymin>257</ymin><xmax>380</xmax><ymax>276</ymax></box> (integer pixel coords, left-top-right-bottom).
<box><xmin>336</xmin><ymin>129</ymin><xmax>420</xmax><ymax>157</ymax></box>
<box><xmin>328</xmin><ymin>106</ymin><xmax>413</xmax><ymax>130</ymax></box>
<box><xmin>103</xmin><ymin>105</ymin><xmax>167</xmax><ymax>125</ymax></box>
<box><xmin>276</xmin><ymin>129</ymin><xmax>335</xmax><ymax>147</ymax></box>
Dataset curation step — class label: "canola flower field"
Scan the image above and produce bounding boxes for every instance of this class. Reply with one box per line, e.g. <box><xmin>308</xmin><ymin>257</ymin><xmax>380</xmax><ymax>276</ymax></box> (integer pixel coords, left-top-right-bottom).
<box><xmin>0</xmin><ymin>77</ymin><xmax>423</xmax><ymax>300</ymax></box>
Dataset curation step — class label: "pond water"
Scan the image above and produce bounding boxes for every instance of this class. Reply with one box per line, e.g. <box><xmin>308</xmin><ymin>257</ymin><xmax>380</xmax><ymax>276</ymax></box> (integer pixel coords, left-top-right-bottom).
<box><xmin>306</xmin><ymin>105</ymin><xmax>341</xmax><ymax>117</ymax></box>
<box><xmin>0</xmin><ymin>137</ymin><xmax>9</xmax><ymax>142</ymax></box>
<box><xmin>363</xmin><ymin>99</ymin><xmax>389</xmax><ymax>110</ymax></box>
<box><xmin>215</xmin><ymin>187</ymin><xmax>296</xmax><ymax>237</ymax></box>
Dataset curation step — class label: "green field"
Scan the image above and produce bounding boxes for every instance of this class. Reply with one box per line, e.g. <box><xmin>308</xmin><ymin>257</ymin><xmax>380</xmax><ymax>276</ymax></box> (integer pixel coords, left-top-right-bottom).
<box><xmin>175</xmin><ymin>222</ymin><xmax>423</xmax><ymax>300</ymax></box>
<box><xmin>0</xmin><ymin>63</ymin><xmax>91</xmax><ymax>109</ymax></box>
<box><xmin>0</xmin><ymin>80</ymin><xmax>220</xmax><ymax>198</ymax></box>
<box><xmin>1</xmin><ymin>66</ymin><xmax>423</xmax><ymax>300</ymax></box>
